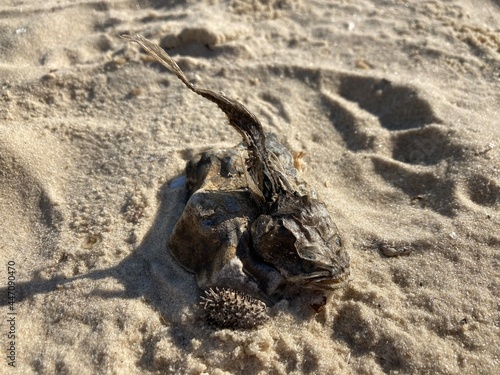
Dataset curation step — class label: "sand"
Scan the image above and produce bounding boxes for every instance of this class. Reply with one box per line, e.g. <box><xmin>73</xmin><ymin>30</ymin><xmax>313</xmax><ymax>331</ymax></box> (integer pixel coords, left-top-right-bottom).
<box><xmin>1</xmin><ymin>0</ymin><xmax>499</xmax><ymax>374</ymax></box>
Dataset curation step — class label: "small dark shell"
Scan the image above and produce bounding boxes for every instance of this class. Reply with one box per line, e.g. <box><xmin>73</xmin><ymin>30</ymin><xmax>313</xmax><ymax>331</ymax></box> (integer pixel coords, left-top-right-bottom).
<box><xmin>200</xmin><ymin>288</ymin><xmax>268</xmax><ymax>330</ymax></box>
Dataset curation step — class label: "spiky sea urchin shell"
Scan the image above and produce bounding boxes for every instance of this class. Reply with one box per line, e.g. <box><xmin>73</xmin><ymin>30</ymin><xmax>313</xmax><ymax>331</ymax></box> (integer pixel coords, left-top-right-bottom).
<box><xmin>200</xmin><ymin>287</ymin><xmax>268</xmax><ymax>330</ymax></box>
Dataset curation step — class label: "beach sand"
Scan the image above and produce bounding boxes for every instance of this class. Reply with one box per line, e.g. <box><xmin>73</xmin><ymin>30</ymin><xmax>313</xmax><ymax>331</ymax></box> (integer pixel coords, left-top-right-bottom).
<box><xmin>1</xmin><ymin>0</ymin><xmax>499</xmax><ymax>373</ymax></box>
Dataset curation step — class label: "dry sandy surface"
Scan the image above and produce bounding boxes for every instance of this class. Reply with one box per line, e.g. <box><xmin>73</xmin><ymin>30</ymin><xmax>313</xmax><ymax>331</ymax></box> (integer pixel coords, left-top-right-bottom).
<box><xmin>1</xmin><ymin>0</ymin><xmax>499</xmax><ymax>374</ymax></box>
